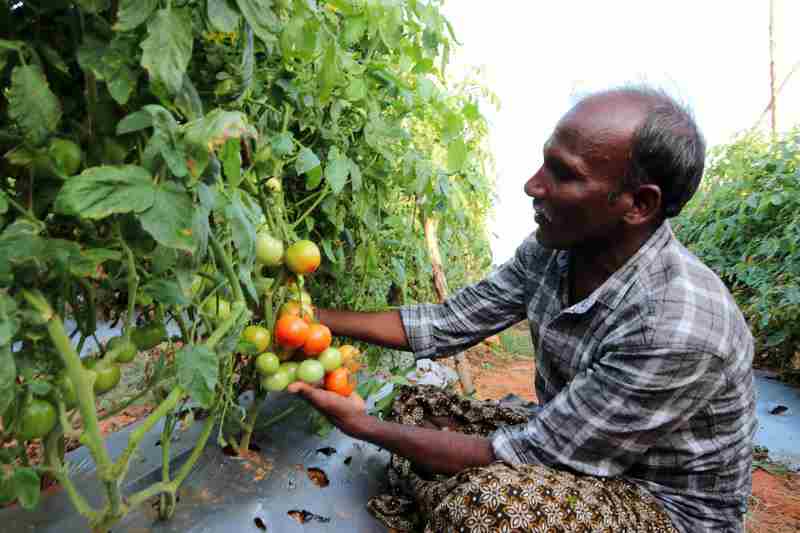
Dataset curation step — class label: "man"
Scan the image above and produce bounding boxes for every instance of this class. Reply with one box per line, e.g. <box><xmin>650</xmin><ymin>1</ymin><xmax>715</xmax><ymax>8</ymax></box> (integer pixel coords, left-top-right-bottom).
<box><xmin>288</xmin><ymin>87</ymin><xmax>756</xmax><ymax>533</ymax></box>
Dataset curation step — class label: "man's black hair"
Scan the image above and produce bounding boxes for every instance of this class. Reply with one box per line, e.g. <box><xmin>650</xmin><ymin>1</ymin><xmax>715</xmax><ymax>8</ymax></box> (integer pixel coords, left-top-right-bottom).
<box><xmin>621</xmin><ymin>86</ymin><xmax>706</xmax><ymax>218</ymax></box>
<box><xmin>582</xmin><ymin>86</ymin><xmax>707</xmax><ymax>218</ymax></box>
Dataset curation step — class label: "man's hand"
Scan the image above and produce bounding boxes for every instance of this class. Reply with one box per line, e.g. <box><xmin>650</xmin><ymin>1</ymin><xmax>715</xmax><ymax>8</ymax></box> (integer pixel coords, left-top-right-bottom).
<box><xmin>287</xmin><ymin>381</ymin><xmax>369</xmax><ymax>437</ymax></box>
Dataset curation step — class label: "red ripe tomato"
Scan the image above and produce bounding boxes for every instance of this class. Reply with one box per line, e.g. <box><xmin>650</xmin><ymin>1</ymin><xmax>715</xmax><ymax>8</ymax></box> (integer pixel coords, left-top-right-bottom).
<box><xmin>285</xmin><ymin>240</ymin><xmax>321</xmax><ymax>274</ymax></box>
<box><xmin>324</xmin><ymin>367</ymin><xmax>356</xmax><ymax>397</ymax></box>
<box><xmin>274</xmin><ymin>315</ymin><xmax>310</xmax><ymax>349</ymax></box>
<box><xmin>302</xmin><ymin>323</ymin><xmax>332</xmax><ymax>356</ymax></box>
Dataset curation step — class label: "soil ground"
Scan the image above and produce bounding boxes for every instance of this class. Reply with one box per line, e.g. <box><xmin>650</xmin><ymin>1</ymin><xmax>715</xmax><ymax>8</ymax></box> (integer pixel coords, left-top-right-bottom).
<box><xmin>449</xmin><ymin>322</ymin><xmax>800</xmax><ymax>533</ymax></box>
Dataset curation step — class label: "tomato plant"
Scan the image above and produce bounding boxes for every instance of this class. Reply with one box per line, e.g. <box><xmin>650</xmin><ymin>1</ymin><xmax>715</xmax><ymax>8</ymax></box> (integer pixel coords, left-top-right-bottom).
<box><xmin>0</xmin><ymin>0</ymin><xmax>495</xmax><ymax>527</ymax></box>
<box><xmin>107</xmin><ymin>337</ymin><xmax>137</xmax><ymax>364</ymax></box>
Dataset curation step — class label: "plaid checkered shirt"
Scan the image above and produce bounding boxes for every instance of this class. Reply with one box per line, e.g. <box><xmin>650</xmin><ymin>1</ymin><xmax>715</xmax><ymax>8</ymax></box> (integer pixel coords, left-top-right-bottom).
<box><xmin>400</xmin><ymin>221</ymin><xmax>756</xmax><ymax>533</ymax></box>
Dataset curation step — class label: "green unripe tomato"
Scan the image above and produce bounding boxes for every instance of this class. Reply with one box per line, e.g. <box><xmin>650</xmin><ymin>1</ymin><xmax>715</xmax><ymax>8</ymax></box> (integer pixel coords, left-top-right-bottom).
<box><xmin>55</xmin><ymin>372</ymin><xmax>77</xmax><ymax>409</ymax></box>
<box><xmin>87</xmin><ymin>361</ymin><xmax>121</xmax><ymax>395</ymax></box>
<box><xmin>243</xmin><ymin>325</ymin><xmax>271</xmax><ymax>353</ymax></box>
<box><xmin>255</xmin><ymin>232</ymin><xmax>284</xmax><ymax>267</ymax></box>
<box><xmin>280</xmin><ymin>362</ymin><xmax>298</xmax><ymax>383</ymax></box>
<box><xmin>317</xmin><ymin>347</ymin><xmax>342</xmax><ymax>372</ymax></box>
<box><xmin>256</xmin><ymin>352</ymin><xmax>281</xmax><ymax>376</ymax></box>
<box><xmin>203</xmin><ymin>298</ymin><xmax>232</xmax><ymax>322</ymax></box>
<box><xmin>48</xmin><ymin>138</ymin><xmax>82</xmax><ymax>175</ymax></box>
<box><xmin>131</xmin><ymin>322</ymin><xmax>167</xmax><ymax>350</ymax></box>
<box><xmin>297</xmin><ymin>359</ymin><xmax>325</xmax><ymax>384</ymax></box>
<box><xmin>101</xmin><ymin>137</ymin><xmax>127</xmax><ymax>164</ymax></box>
<box><xmin>261</xmin><ymin>368</ymin><xmax>291</xmax><ymax>392</ymax></box>
<box><xmin>108</xmin><ymin>336</ymin><xmax>137</xmax><ymax>363</ymax></box>
<box><xmin>17</xmin><ymin>399</ymin><xmax>57</xmax><ymax>441</ymax></box>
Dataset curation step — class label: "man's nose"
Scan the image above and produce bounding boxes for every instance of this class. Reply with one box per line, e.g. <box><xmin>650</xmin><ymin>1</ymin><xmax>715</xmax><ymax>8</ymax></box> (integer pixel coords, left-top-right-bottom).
<box><xmin>524</xmin><ymin>169</ymin><xmax>547</xmax><ymax>198</ymax></box>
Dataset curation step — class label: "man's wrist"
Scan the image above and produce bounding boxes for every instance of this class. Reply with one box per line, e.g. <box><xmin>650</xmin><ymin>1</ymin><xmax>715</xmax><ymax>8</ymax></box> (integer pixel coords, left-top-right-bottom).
<box><xmin>346</xmin><ymin>412</ymin><xmax>380</xmax><ymax>441</ymax></box>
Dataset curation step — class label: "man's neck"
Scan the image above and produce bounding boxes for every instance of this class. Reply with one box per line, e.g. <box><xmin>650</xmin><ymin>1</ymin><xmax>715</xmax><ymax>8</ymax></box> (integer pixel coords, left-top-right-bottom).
<box><xmin>568</xmin><ymin>225</ymin><xmax>658</xmax><ymax>303</ymax></box>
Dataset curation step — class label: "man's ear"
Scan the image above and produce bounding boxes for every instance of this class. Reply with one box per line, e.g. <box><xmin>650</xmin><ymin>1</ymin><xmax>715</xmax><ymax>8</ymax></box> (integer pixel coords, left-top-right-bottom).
<box><xmin>624</xmin><ymin>184</ymin><xmax>662</xmax><ymax>226</ymax></box>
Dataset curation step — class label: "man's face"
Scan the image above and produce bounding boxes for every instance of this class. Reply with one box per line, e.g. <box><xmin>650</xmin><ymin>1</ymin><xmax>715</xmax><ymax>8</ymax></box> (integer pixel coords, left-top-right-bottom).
<box><xmin>524</xmin><ymin>94</ymin><xmax>646</xmax><ymax>250</ymax></box>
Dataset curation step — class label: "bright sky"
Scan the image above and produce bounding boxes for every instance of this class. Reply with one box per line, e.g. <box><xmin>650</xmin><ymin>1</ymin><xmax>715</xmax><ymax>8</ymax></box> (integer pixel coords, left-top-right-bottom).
<box><xmin>442</xmin><ymin>1</ymin><xmax>800</xmax><ymax>264</ymax></box>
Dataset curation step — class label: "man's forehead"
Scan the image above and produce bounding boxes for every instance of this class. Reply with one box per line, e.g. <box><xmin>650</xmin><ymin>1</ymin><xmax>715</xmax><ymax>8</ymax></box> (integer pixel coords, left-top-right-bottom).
<box><xmin>548</xmin><ymin>95</ymin><xmax>649</xmax><ymax>159</ymax></box>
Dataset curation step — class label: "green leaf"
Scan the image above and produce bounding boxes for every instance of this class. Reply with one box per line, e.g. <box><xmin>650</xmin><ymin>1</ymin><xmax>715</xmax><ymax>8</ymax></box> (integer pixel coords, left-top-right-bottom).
<box><xmin>101</xmin><ymin>37</ymin><xmax>138</xmax><ymax>105</ymax></box>
<box><xmin>222</xmin><ymin>191</ymin><xmax>257</xmax><ymax>263</ymax></box>
<box><xmin>325</xmin><ymin>146</ymin><xmax>349</xmax><ymax>194</ymax></box>
<box><xmin>38</xmin><ymin>45</ymin><xmax>70</xmax><ymax>75</ymax></box>
<box><xmin>0</xmin><ymin>315</ymin><xmax>17</xmax><ymax>416</ymax></box>
<box><xmin>295</xmin><ymin>147</ymin><xmax>321</xmax><ymax>175</ymax></box>
<box><xmin>117</xmin><ymin>110</ymin><xmax>153</xmax><ymax>135</ymax></box>
<box><xmin>55</xmin><ymin>165</ymin><xmax>156</xmax><ymax>219</ymax></box>
<box><xmin>141</xmin><ymin>9</ymin><xmax>193</xmax><ymax>94</ymax></box>
<box><xmin>319</xmin><ymin>43</ymin><xmax>340</xmax><ymax>102</ymax></box>
<box><xmin>446</xmin><ymin>138</ymin><xmax>467</xmax><ymax>173</ymax></box>
<box><xmin>5</xmin><ymin>65</ymin><xmax>61</xmax><ymax>146</ymax></box>
<box><xmin>114</xmin><ymin>0</ymin><xmax>158</xmax><ymax>31</ymax></box>
<box><xmin>442</xmin><ymin>111</ymin><xmax>464</xmax><ymax>143</ymax></box>
<box><xmin>69</xmin><ymin>248</ymin><xmax>121</xmax><ymax>278</ymax></box>
<box><xmin>183</xmin><ymin>109</ymin><xmax>256</xmax><ymax>179</ymax></box>
<box><xmin>271</xmin><ymin>132</ymin><xmax>295</xmax><ymax>157</ymax></box>
<box><xmin>12</xmin><ymin>468</ymin><xmax>40</xmax><ymax>510</ymax></box>
<box><xmin>76</xmin><ymin>0</ymin><xmax>110</xmax><ymax>13</ymax></box>
<box><xmin>349</xmin><ymin>159</ymin><xmax>362</xmax><ymax>191</ymax></box>
<box><xmin>138</xmin><ymin>182</ymin><xmax>196</xmax><ymax>252</ymax></box>
<box><xmin>143</xmin><ymin>280</ymin><xmax>190</xmax><ymax>306</ymax></box>
<box><xmin>221</xmin><ymin>138</ymin><xmax>242</xmax><ymax>186</ymax></box>
<box><xmin>0</xmin><ymin>192</ymin><xmax>7</xmax><ymax>215</ymax></box>
<box><xmin>176</xmin><ymin>345</ymin><xmax>218</xmax><ymax>409</ymax></box>
<box><xmin>236</xmin><ymin>0</ymin><xmax>279</xmax><ymax>48</ymax></box>
<box><xmin>344</xmin><ymin>78</ymin><xmax>367</xmax><ymax>101</ymax></box>
<box><xmin>208</xmin><ymin>0</ymin><xmax>241</xmax><ymax>33</ymax></box>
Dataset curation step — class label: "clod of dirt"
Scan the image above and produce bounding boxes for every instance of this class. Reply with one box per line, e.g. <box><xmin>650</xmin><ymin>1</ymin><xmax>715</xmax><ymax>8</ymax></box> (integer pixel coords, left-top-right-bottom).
<box><xmin>254</xmin><ymin>516</ymin><xmax>267</xmax><ymax>530</ymax></box>
<box><xmin>306</xmin><ymin>467</ymin><xmax>329</xmax><ymax>487</ymax></box>
<box><xmin>316</xmin><ymin>446</ymin><xmax>337</xmax><ymax>456</ymax></box>
<box><xmin>343</xmin><ymin>456</ymin><xmax>352</xmax><ymax>466</ymax></box>
<box><xmin>287</xmin><ymin>510</ymin><xmax>330</xmax><ymax>524</ymax></box>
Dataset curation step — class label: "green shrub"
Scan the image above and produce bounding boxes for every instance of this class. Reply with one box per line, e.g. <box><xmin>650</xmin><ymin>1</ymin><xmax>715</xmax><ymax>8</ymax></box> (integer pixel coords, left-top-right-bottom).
<box><xmin>674</xmin><ymin>129</ymin><xmax>800</xmax><ymax>381</ymax></box>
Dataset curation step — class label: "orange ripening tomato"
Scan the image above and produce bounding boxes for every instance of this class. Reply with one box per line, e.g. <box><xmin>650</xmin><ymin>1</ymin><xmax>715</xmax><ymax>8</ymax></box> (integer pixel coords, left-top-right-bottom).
<box><xmin>285</xmin><ymin>240</ymin><xmax>321</xmax><ymax>274</ymax></box>
<box><xmin>275</xmin><ymin>315</ymin><xmax>310</xmax><ymax>349</ymax></box>
<box><xmin>324</xmin><ymin>367</ymin><xmax>357</xmax><ymax>397</ymax></box>
<box><xmin>338</xmin><ymin>344</ymin><xmax>362</xmax><ymax>372</ymax></box>
<box><xmin>279</xmin><ymin>300</ymin><xmax>314</xmax><ymax>324</ymax></box>
<box><xmin>302</xmin><ymin>323</ymin><xmax>332</xmax><ymax>356</ymax></box>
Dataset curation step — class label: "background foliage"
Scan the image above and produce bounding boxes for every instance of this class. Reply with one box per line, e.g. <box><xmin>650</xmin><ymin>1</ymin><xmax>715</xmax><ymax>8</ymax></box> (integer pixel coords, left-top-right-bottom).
<box><xmin>675</xmin><ymin>129</ymin><xmax>800</xmax><ymax>382</ymax></box>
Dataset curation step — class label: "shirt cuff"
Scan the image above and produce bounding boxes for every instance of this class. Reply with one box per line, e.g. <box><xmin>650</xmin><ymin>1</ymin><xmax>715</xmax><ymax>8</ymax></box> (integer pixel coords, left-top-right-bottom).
<box><xmin>491</xmin><ymin>423</ymin><xmax>543</xmax><ymax>466</ymax></box>
<box><xmin>399</xmin><ymin>303</ymin><xmax>439</xmax><ymax>360</ymax></box>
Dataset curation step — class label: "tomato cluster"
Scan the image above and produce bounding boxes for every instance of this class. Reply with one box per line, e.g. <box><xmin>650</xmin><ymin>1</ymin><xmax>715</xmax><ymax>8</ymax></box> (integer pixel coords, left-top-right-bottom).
<box><xmin>240</xmin><ymin>235</ymin><xmax>360</xmax><ymax>397</ymax></box>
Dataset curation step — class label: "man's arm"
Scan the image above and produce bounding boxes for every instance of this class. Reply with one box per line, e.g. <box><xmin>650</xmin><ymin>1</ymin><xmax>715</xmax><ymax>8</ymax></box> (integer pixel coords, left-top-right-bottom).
<box><xmin>287</xmin><ymin>382</ymin><xmax>495</xmax><ymax>475</ymax></box>
<box><xmin>315</xmin><ymin>308</ymin><xmax>409</xmax><ymax>350</ymax></box>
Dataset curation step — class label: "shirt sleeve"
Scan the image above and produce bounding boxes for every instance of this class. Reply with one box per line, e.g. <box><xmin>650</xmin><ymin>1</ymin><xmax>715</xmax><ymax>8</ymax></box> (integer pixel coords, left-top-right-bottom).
<box><xmin>491</xmin><ymin>345</ymin><xmax>727</xmax><ymax>476</ymax></box>
<box><xmin>399</xmin><ymin>236</ymin><xmax>537</xmax><ymax>360</ymax></box>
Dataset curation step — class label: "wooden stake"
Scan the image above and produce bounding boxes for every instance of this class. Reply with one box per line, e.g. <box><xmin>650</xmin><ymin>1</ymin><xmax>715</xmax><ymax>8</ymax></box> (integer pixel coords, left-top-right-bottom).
<box><xmin>423</xmin><ymin>216</ymin><xmax>475</xmax><ymax>395</ymax></box>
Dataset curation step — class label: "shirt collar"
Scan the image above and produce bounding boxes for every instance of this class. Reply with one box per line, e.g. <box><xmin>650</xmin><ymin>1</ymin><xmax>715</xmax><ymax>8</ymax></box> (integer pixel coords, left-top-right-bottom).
<box><xmin>557</xmin><ymin>220</ymin><xmax>674</xmax><ymax>314</ymax></box>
